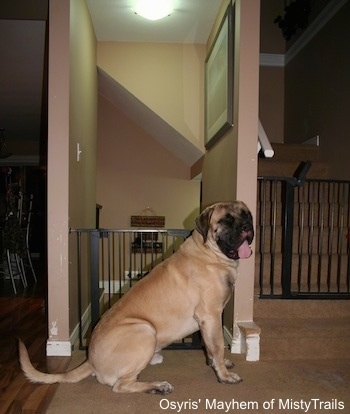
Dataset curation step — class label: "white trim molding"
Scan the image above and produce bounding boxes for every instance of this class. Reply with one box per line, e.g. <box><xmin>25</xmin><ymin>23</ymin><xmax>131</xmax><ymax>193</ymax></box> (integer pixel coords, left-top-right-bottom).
<box><xmin>46</xmin><ymin>340</ymin><xmax>72</xmax><ymax>356</ymax></box>
<box><xmin>230</xmin><ymin>322</ymin><xmax>261</xmax><ymax>362</ymax></box>
<box><xmin>228</xmin><ymin>326</ymin><xmax>244</xmax><ymax>353</ymax></box>
<box><xmin>223</xmin><ymin>325</ymin><xmax>233</xmax><ymax>349</ymax></box>
<box><xmin>70</xmin><ymin>302</ymin><xmax>92</xmax><ymax>348</ymax></box>
<box><xmin>260</xmin><ymin>53</ymin><xmax>285</xmax><ymax>67</ymax></box>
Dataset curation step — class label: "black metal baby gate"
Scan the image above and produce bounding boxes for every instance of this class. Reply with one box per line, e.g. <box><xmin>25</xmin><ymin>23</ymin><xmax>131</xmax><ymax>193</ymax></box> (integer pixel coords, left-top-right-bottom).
<box><xmin>258</xmin><ymin>170</ymin><xmax>350</xmax><ymax>299</ymax></box>
<box><xmin>70</xmin><ymin>228</ymin><xmax>202</xmax><ymax>350</ymax></box>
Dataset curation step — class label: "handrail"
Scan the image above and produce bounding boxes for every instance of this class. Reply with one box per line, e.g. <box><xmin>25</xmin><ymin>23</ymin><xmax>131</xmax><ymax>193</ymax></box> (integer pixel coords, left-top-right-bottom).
<box><xmin>258</xmin><ymin>119</ymin><xmax>274</xmax><ymax>158</ymax></box>
<box><xmin>70</xmin><ymin>228</ymin><xmax>190</xmax><ymax>235</ymax></box>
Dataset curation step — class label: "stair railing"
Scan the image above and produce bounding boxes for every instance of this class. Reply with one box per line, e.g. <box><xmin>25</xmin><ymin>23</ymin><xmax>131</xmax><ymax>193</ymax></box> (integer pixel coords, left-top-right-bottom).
<box><xmin>281</xmin><ymin>161</ymin><xmax>312</xmax><ymax>298</ymax></box>
<box><xmin>258</xmin><ymin>120</ymin><xmax>274</xmax><ymax>158</ymax></box>
<box><xmin>258</xmin><ymin>163</ymin><xmax>350</xmax><ymax>299</ymax></box>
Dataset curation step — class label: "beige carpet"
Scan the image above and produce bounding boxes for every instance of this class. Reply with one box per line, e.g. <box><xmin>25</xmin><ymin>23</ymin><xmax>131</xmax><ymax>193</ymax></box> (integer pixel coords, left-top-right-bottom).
<box><xmin>46</xmin><ymin>349</ymin><xmax>350</xmax><ymax>414</ymax></box>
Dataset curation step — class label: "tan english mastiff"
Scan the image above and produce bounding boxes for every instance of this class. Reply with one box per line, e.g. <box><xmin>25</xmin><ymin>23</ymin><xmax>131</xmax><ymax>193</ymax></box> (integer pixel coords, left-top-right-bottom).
<box><xmin>19</xmin><ymin>200</ymin><xmax>254</xmax><ymax>394</ymax></box>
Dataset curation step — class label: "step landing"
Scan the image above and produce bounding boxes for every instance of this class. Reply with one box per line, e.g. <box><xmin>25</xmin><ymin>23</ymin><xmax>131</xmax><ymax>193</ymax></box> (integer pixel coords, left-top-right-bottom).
<box><xmin>258</xmin><ymin>143</ymin><xmax>329</xmax><ymax>178</ymax></box>
<box><xmin>254</xmin><ymin>299</ymin><xmax>350</xmax><ymax>361</ymax></box>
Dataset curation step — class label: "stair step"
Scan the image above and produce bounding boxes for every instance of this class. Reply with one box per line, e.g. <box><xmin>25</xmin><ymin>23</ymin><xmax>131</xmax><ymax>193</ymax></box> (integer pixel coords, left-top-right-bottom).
<box><xmin>254</xmin><ymin>299</ymin><xmax>350</xmax><ymax>360</ymax></box>
<box><xmin>254</xmin><ymin>298</ymin><xmax>350</xmax><ymax>318</ymax></box>
<box><xmin>268</xmin><ymin>143</ymin><xmax>321</xmax><ymax>161</ymax></box>
<box><xmin>258</xmin><ymin>142</ymin><xmax>330</xmax><ymax>178</ymax></box>
<box><xmin>256</xmin><ymin>317</ymin><xmax>350</xmax><ymax>360</ymax></box>
<box><xmin>258</xmin><ymin>160</ymin><xmax>329</xmax><ymax>178</ymax></box>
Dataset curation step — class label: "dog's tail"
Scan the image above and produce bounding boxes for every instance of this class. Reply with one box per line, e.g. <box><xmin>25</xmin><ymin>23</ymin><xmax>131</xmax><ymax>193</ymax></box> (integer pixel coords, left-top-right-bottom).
<box><xmin>18</xmin><ymin>339</ymin><xmax>93</xmax><ymax>384</ymax></box>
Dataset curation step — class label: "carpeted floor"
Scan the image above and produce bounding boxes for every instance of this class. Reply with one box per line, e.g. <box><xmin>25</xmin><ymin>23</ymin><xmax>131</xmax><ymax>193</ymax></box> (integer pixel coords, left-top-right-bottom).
<box><xmin>46</xmin><ymin>349</ymin><xmax>350</xmax><ymax>414</ymax></box>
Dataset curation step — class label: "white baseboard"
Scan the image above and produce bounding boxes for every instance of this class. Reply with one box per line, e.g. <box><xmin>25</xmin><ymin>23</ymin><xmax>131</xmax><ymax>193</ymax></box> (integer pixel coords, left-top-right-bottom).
<box><xmin>226</xmin><ymin>322</ymin><xmax>261</xmax><ymax>361</ymax></box>
<box><xmin>223</xmin><ymin>325</ymin><xmax>233</xmax><ymax>349</ymax></box>
<box><xmin>70</xmin><ymin>302</ymin><xmax>92</xmax><ymax>347</ymax></box>
<box><xmin>46</xmin><ymin>340</ymin><xmax>72</xmax><ymax>356</ymax></box>
<box><xmin>230</xmin><ymin>329</ymin><xmax>245</xmax><ymax>355</ymax></box>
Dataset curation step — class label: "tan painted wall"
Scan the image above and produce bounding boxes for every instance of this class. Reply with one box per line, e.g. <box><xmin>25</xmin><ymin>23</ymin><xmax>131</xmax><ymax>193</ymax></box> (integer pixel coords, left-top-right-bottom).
<box><xmin>47</xmin><ymin>0</ymin><xmax>260</xmax><ymax>353</ymax></box>
<box><xmin>259</xmin><ymin>0</ymin><xmax>285</xmax><ymax>144</ymax></box>
<box><xmin>47</xmin><ymin>0</ymin><xmax>97</xmax><ymax>349</ymax></box>
<box><xmin>285</xmin><ymin>1</ymin><xmax>350</xmax><ymax>180</ymax></box>
<box><xmin>259</xmin><ymin>65</ymin><xmax>284</xmax><ymax>143</ymax></box>
<box><xmin>96</xmin><ymin>95</ymin><xmax>200</xmax><ymax>230</ymax></box>
<box><xmin>68</xmin><ymin>0</ymin><xmax>98</xmax><ymax>334</ymax></box>
<box><xmin>97</xmin><ymin>42</ymin><xmax>206</xmax><ymax>152</ymax></box>
<box><xmin>259</xmin><ymin>0</ymin><xmax>350</xmax><ymax>163</ymax></box>
<box><xmin>260</xmin><ymin>0</ymin><xmax>285</xmax><ymax>54</ymax></box>
<box><xmin>201</xmin><ymin>0</ymin><xmax>260</xmax><ymax>341</ymax></box>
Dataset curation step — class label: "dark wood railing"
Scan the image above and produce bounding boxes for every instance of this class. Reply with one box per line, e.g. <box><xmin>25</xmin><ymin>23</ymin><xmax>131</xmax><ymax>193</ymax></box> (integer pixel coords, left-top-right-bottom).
<box><xmin>258</xmin><ymin>171</ymin><xmax>350</xmax><ymax>299</ymax></box>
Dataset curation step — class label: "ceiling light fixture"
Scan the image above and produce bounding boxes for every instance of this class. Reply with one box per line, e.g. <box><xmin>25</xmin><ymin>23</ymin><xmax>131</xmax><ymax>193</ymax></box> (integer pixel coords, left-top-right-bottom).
<box><xmin>134</xmin><ymin>0</ymin><xmax>173</xmax><ymax>21</ymax></box>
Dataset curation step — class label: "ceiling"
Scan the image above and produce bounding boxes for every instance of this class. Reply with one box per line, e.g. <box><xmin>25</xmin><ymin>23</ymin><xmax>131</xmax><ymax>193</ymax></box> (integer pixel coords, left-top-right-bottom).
<box><xmin>87</xmin><ymin>0</ymin><xmax>222</xmax><ymax>43</ymax></box>
<box><xmin>0</xmin><ymin>0</ymin><xmax>222</xmax><ymax>164</ymax></box>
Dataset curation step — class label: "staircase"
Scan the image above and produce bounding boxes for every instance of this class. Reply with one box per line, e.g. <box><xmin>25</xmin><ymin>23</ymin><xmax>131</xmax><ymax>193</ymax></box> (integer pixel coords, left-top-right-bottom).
<box><xmin>255</xmin><ymin>143</ymin><xmax>350</xmax><ymax>361</ymax></box>
<box><xmin>254</xmin><ymin>299</ymin><xmax>350</xmax><ymax>360</ymax></box>
<box><xmin>258</xmin><ymin>143</ymin><xmax>329</xmax><ymax>179</ymax></box>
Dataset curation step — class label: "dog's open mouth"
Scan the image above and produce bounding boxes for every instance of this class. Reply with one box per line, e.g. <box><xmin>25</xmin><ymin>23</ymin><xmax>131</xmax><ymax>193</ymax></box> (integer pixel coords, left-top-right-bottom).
<box><xmin>222</xmin><ymin>225</ymin><xmax>254</xmax><ymax>260</ymax></box>
<box><xmin>216</xmin><ymin>220</ymin><xmax>254</xmax><ymax>260</ymax></box>
<box><xmin>237</xmin><ymin>240</ymin><xmax>252</xmax><ymax>259</ymax></box>
<box><xmin>226</xmin><ymin>240</ymin><xmax>252</xmax><ymax>260</ymax></box>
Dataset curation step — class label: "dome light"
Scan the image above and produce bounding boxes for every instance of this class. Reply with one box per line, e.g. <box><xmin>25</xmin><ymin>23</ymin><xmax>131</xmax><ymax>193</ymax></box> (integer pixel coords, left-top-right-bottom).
<box><xmin>134</xmin><ymin>0</ymin><xmax>173</xmax><ymax>21</ymax></box>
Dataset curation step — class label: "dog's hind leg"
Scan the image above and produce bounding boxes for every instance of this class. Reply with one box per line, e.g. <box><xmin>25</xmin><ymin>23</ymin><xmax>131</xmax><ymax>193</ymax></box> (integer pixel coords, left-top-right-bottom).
<box><xmin>113</xmin><ymin>375</ymin><xmax>173</xmax><ymax>394</ymax></box>
<box><xmin>109</xmin><ymin>323</ymin><xmax>173</xmax><ymax>394</ymax></box>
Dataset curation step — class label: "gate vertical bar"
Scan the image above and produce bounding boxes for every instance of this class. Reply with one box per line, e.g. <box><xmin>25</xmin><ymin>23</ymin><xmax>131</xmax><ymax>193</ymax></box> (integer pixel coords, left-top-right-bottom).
<box><xmin>90</xmin><ymin>230</ymin><xmax>100</xmax><ymax>329</ymax></box>
<box><xmin>281</xmin><ymin>180</ymin><xmax>295</xmax><ymax>298</ymax></box>
<box><xmin>347</xmin><ymin>183</ymin><xmax>350</xmax><ymax>292</ymax></box>
<box><xmin>76</xmin><ymin>231</ymin><xmax>84</xmax><ymax>349</ymax></box>
<box><xmin>258</xmin><ymin>180</ymin><xmax>266</xmax><ymax>297</ymax></box>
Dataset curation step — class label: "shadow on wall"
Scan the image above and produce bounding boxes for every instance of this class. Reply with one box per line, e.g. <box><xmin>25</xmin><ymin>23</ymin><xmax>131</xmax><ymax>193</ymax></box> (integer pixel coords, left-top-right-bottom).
<box><xmin>183</xmin><ymin>207</ymin><xmax>200</xmax><ymax>230</ymax></box>
<box><xmin>139</xmin><ymin>207</ymin><xmax>200</xmax><ymax>272</ymax></box>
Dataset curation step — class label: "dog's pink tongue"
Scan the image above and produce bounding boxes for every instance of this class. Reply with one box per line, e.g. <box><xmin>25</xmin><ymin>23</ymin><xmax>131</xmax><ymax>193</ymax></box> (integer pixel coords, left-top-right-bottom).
<box><xmin>238</xmin><ymin>240</ymin><xmax>252</xmax><ymax>259</ymax></box>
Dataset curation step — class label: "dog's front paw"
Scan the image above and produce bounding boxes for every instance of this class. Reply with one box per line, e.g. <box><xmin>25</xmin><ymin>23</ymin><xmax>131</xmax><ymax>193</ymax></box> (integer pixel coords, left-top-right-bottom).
<box><xmin>149</xmin><ymin>381</ymin><xmax>174</xmax><ymax>395</ymax></box>
<box><xmin>218</xmin><ymin>372</ymin><xmax>242</xmax><ymax>384</ymax></box>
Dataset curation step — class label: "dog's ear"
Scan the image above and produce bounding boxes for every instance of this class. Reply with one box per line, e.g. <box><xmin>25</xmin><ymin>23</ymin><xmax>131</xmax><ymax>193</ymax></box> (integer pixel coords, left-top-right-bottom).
<box><xmin>195</xmin><ymin>206</ymin><xmax>214</xmax><ymax>242</ymax></box>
